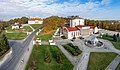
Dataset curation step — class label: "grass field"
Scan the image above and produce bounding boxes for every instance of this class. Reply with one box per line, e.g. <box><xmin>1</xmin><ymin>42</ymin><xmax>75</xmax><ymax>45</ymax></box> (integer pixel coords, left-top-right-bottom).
<box><xmin>6</xmin><ymin>26</ymin><xmax>20</xmax><ymax>32</ymax></box>
<box><xmin>26</xmin><ymin>45</ymin><xmax>73</xmax><ymax>70</ymax></box>
<box><xmin>30</xmin><ymin>24</ymin><xmax>43</xmax><ymax>29</ymax></box>
<box><xmin>6</xmin><ymin>32</ymin><xmax>27</xmax><ymax>40</ymax></box>
<box><xmin>98</xmin><ymin>34</ymin><xmax>120</xmax><ymax>50</ymax></box>
<box><xmin>23</xmin><ymin>26</ymin><xmax>33</xmax><ymax>32</ymax></box>
<box><xmin>88</xmin><ymin>52</ymin><xmax>117</xmax><ymax>70</ymax></box>
<box><xmin>36</xmin><ymin>34</ymin><xmax>52</xmax><ymax>41</ymax></box>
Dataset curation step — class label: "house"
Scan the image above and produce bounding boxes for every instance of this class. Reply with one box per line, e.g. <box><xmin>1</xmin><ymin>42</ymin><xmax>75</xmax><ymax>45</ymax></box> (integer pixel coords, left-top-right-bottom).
<box><xmin>62</xmin><ymin>16</ymin><xmax>98</xmax><ymax>39</ymax></box>
<box><xmin>12</xmin><ymin>22</ymin><xmax>20</xmax><ymax>29</ymax></box>
<box><xmin>28</xmin><ymin>18</ymin><xmax>43</xmax><ymax>24</ymax></box>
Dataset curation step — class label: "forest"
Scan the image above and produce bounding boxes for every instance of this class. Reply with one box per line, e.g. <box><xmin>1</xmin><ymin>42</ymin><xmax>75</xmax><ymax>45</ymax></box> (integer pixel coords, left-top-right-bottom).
<box><xmin>85</xmin><ymin>19</ymin><xmax>120</xmax><ymax>31</ymax></box>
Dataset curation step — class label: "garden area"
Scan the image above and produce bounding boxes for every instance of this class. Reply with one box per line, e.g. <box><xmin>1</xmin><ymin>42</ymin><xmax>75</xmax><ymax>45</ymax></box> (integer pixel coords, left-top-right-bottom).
<box><xmin>6</xmin><ymin>32</ymin><xmax>27</xmax><ymax>40</ymax></box>
<box><xmin>98</xmin><ymin>34</ymin><xmax>120</xmax><ymax>50</ymax></box>
<box><xmin>26</xmin><ymin>45</ymin><xmax>73</xmax><ymax>70</ymax></box>
<box><xmin>5</xmin><ymin>26</ymin><xmax>33</xmax><ymax>40</ymax></box>
<box><xmin>23</xmin><ymin>26</ymin><xmax>33</xmax><ymax>32</ymax></box>
<box><xmin>36</xmin><ymin>34</ymin><xmax>53</xmax><ymax>41</ymax></box>
<box><xmin>88</xmin><ymin>52</ymin><xmax>117</xmax><ymax>70</ymax></box>
<box><xmin>30</xmin><ymin>24</ymin><xmax>43</xmax><ymax>29</ymax></box>
<box><xmin>6</xmin><ymin>26</ymin><xmax>20</xmax><ymax>32</ymax></box>
<box><xmin>62</xmin><ymin>43</ymin><xmax>82</xmax><ymax>56</ymax></box>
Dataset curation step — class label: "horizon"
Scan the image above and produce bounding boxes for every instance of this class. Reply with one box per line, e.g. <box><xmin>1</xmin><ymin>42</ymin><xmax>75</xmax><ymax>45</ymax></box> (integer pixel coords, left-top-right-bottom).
<box><xmin>0</xmin><ymin>0</ymin><xmax>120</xmax><ymax>20</ymax></box>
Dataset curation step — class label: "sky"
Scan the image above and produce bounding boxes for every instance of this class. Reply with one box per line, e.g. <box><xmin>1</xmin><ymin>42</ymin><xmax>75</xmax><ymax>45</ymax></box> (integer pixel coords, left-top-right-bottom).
<box><xmin>0</xmin><ymin>0</ymin><xmax>120</xmax><ymax>20</ymax></box>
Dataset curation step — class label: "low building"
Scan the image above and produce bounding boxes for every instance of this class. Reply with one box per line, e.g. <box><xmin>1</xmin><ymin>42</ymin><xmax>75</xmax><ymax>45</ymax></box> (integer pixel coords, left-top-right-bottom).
<box><xmin>12</xmin><ymin>22</ymin><xmax>20</xmax><ymax>29</ymax></box>
<box><xmin>62</xmin><ymin>16</ymin><xmax>98</xmax><ymax>39</ymax></box>
<box><xmin>28</xmin><ymin>18</ymin><xmax>43</xmax><ymax>24</ymax></box>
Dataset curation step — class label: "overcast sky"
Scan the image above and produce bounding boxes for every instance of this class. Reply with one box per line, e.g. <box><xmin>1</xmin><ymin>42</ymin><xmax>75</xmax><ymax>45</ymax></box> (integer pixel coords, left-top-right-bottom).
<box><xmin>0</xmin><ymin>0</ymin><xmax>120</xmax><ymax>20</ymax></box>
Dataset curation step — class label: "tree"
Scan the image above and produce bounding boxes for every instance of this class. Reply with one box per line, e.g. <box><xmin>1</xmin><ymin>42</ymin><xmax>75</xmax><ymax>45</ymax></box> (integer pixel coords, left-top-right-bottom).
<box><xmin>0</xmin><ymin>31</ymin><xmax>9</xmax><ymax>56</ymax></box>
<box><xmin>113</xmin><ymin>34</ymin><xmax>117</xmax><ymax>42</ymax></box>
<box><xmin>19</xmin><ymin>17</ymin><xmax>28</xmax><ymax>24</ymax></box>
<box><xmin>44</xmin><ymin>50</ymin><xmax>51</xmax><ymax>63</ymax></box>
<box><xmin>117</xmin><ymin>33</ymin><xmax>120</xmax><ymax>41</ymax></box>
<box><xmin>43</xmin><ymin>16</ymin><xmax>67</xmax><ymax>34</ymax></box>
<box><xmin>117</xmin><ymin>33</ymin><xmax>119</xmax><ymax>38</ymax></box>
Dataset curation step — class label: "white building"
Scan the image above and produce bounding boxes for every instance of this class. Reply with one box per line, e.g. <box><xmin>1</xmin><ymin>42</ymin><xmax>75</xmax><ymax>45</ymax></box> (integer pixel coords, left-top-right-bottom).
<box><xmin>62</xmin><ymin>17</ymin><xmax>98</xmax><ymax>39</ymax></box>
<box><xmin>28</xmin><ymin>18</ymin><xmax>43</xmax><ymax>24</ymax></box>
<box><xmin>12</xmin><ymin>22</ymin><xmax>20</xmax><ymax>29</ymax></box>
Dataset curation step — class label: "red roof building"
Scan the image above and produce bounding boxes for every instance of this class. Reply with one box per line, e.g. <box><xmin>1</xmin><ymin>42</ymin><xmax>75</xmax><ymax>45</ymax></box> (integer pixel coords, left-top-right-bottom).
<box><xmin>62</xmin><ymin>17</ymin><xmax>98</xmax><ymax>39</ymax></box>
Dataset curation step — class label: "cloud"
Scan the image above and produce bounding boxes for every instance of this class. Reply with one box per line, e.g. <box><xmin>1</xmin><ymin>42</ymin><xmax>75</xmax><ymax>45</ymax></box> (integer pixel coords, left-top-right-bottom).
<box><xmin>101</xmin><ymin>0</ymin><xmax>111</xmax><ymax>5</ymax></box>
<box><xmin>0</xmin><ymin>0</ymin><xmax>113</xmax><ymax>20</ymax></box>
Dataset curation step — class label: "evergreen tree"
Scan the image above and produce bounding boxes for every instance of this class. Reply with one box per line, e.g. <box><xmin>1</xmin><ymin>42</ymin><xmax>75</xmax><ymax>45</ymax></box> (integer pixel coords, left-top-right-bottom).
<box><xmin>117</xmin><ymin>33</ymin><xmax>119</xmax><ymax>38</ymax></box>
<box><xmin>113</xmin><ymin>34</ymin><xmax>117</xmax><ymax>42</ymax></box>
<box><xmin>0</xmin><ymin>31</ymin><xmax>9</xmax><ymax>56</ymax></box>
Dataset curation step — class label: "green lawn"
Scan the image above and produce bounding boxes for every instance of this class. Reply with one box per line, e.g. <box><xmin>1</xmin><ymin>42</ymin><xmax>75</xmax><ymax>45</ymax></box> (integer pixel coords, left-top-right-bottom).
<box><xmin>6</xmin><ymin>26</ymin><xmax>13</xmax><ymax>32</ymax></box>
<box><xmin>88</xmin><ymin>52</ymin><xmax>117</xmax><ymax>70</ymax></box>
<box><xmin>6</xmin><ymin>26</ymin><xmax>20</xmax><ymax>32</ymax></box>
<box><xmin>116</xmin><ymin>64</ymin><xmax>120</xmax><ymax>70</ymax></box>
<box><xmin>23</xmin><ymin>26</ymin><xmax>33</xmax><ymax>32</ymax></box>
<box><xmin>36</xmin><ymin>34</ymin><xmax>52</xmax><ymax>41</ymax></box>
<box><xmin>62</xmin><ymin>43</ymin><xmax>82</xmax><ymax>56</ymax></box>
<box><xmin>6</xmin><ymin>32</ymin><xmax>27</xmax><ymax>40</ymax></box>
<box><xmin>30</xmin><ymin>24</ymin><xmax>43</xmax><ymax>29</ymax></box>
<box><xmin>26</xmin><ymin>45</ymin><xmax>73</xmax><ymax>70</ymax></box>
<box><xmin>98</xmin><ymin>34</ymin><xmax>120</xmax><ymax>50</ymax></box>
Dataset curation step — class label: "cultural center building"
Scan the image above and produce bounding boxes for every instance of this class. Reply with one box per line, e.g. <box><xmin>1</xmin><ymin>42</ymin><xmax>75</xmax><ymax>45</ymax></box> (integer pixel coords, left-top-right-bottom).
<box><xmin>62</xmin><ymin>16</ymin><xmax>98</xmax><ymax>39</ymax></box>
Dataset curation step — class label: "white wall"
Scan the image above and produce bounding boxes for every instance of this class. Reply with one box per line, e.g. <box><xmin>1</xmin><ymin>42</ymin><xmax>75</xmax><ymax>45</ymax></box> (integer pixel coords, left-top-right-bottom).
<box><xmin>28</xmin><ymin>20</ymin><xmax>43</xmax><ymax>24</ymax></box>
<box><xmin>70</xmin><ymin>18</ymin><xmax>84</xmax><ymax>27</ymax></box>
<box><xmin>68</xmin><ymin>32</ymin><xmax>72</xmax><ymax>39</ymax></box>
<box><xmin>81</xmin><ymin>26</ymin><xmax>90</xmax><ymax>29</ymax></box>
<box><xmin>94</xmin><ymin>27</ymin><xmax>99</xmax><ymax>33</ymax></box>
<box><xmin>80</xmin><ymin>19</ymin><xmax>84</xmax><ymax>25</ymax></box>
<box><xmin>28</xmin><ymin>21</ymin><xmax>35</xmax><ymax>24</ymax></box>
<box><xmin>12</xmin><ymin>26</ymin><xmax>19</xmax><ymax>29</ymax></box>
<box><xmin>67</xmin><ymin>30</ymin><xmax>80</xmax><ymax>39</ymax></box>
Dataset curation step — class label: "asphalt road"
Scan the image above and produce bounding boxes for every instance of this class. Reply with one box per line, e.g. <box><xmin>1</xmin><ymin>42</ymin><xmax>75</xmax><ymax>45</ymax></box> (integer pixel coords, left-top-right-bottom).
<box><xmin>0</xmin><ymin>29</ymin><xmax>39</xmax><ymax>70</ymax></box>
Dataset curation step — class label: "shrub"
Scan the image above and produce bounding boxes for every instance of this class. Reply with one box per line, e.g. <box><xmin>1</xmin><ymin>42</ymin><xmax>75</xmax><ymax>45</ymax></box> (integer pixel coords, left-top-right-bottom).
<box><xmin>63</xmin><ymin>44</ymin><xmax>80</xmax><ymax>56</ymax></box>
<box><xmin>44</xmin><ymin>51</ymin><xmax>51</xmax><ymax>63</ymax></box>
<box><xmin>56</xmin><ymin>52</ymin><xmax>63</xmax><ymax>63</ymax></box>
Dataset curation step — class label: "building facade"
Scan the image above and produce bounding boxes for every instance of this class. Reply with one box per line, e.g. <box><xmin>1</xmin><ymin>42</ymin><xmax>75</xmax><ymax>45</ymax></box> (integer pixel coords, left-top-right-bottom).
<box><xmin>63</xmin><ymin>17</ymin><xmax>98</xmax><ymax>39</ymax></box>
<box><xmin>12</xmin><ymin>22</ymin><xmax>20</xmax><ymax>29</ymax></box>
<box><xmin>28</xmin><ymin>18</ymin><xmax>43</xmax><ymax>24</ymax></box>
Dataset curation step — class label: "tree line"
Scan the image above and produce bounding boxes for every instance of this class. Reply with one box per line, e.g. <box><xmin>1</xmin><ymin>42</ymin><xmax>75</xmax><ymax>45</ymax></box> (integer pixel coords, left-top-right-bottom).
<box><xmin>43</xmin><ymin>16</ymin><xmax>68</xmax><ymax>34</ymax></box>
<box><xmin>0</xmin><ymin>31</ymin><xmax>9</xmax><ymax>56</ymax></box>
<box><xmin>85</xmin><ymin>19</ymin><xmax>120</xmax><ymax>31</ymax></box>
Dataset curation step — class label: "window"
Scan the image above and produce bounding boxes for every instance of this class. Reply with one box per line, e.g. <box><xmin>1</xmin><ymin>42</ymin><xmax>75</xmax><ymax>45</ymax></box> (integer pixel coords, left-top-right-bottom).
<box><xmin>79</xmin><ymin>20</ymin><xmax>80</xmax><ymax>25</ymax></box>
<box><xmin>74</xmin><ymin>22</ymin><xmax>76</xmax><ymax>26</ymax></box>
<box><xmin>76</xmin><ymin>32</ymin><xmax>77</xmax><ymax>36</ymax></box>
<box><xmin>71</xmin><ymin>32</ymin><xmax>73</xmax><ymax>37</ymax></box>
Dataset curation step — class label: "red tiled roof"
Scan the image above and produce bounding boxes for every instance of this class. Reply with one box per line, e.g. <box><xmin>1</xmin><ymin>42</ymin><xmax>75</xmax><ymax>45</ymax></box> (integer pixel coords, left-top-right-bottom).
<box><xmin>64</xmin><ymin>25</ymin><xmax>96</xmax><ymax>32</ymax></box>
<box><xmin>65</xmin><ymin>26</ymin><xmax>79</xmax><ymax>32</ymax></box>
<box><xmin>75</xmin><ymin>25</ymin><xmax>85</xmax><ymax>29</ymax></box>
<box><xmin>29</xmin><ymin>18</ymin><xmax>43</xmax><ymax>21</ymax></box>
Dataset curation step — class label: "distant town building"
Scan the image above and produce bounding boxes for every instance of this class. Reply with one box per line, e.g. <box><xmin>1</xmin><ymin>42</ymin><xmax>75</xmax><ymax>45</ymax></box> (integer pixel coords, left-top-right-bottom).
<box><xmin>28</xmin><ymin>18</ymin><xmax>43</xmax><ymax>24</ymax></box>
<box><xmin>62</xmin><ymin>16</ymin><xmax>98</xmax><ymax>39</ymax></box>
<box><xmin>12</xmin><ymin>22</ymin><xmax>20</xmax><ymax>29</ymax></box>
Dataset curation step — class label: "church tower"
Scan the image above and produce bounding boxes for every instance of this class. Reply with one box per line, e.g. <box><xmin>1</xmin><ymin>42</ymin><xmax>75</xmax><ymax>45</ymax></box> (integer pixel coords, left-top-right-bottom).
<box><xmin>69</xmin><ymin>16</ymin><xmax>84</xmax><ymax>27</ymax></box>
